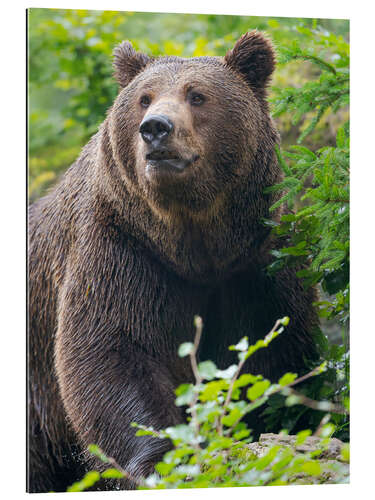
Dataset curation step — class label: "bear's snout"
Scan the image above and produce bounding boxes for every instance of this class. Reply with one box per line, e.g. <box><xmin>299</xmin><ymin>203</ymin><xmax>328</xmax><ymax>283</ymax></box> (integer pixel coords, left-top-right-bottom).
<box><xmin>139</xmin><ymin>114</ymin><xmax>174</xmax><ymax>148</ymax></box>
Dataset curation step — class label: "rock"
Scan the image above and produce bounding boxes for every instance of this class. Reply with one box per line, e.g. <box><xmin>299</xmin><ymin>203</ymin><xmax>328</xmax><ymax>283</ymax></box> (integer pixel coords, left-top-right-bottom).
<box><xmin>256</xmin><ymin>433</ymin><xmax>345</xmax><ymax>460</ymax></box>
<box><xmin>246</xmin><ymin>433</ymin><xmax>349</xmax><ymax>485</ymax></box>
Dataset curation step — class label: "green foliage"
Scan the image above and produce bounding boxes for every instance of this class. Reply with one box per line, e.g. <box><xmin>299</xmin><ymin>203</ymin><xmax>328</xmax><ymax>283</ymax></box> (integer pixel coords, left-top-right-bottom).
<box><xmin>271</xmin><ymin>26</ymin><xmax>349</xmax><ymax>144</ymax></box>
<box><xmin>268</xmin><ymin>27</ymin><xmax>349</xmax><ymax>336</ymax></box>
<box><xmin>69</xmin><ymin>319</ymin><xmax>348</xmax><ymax>491</ymax></box>
<box><xmin>261</xmin><ymin>24</ymin><xmax>349</xmax><ymax>441</ymax></box>
<box><xmin>67</xmin><ymin>471</ymin><xmax>101</xmax><ymax>492</ymax></box>
<box><xmin>266</xmin><ymin>128</ymin><xmax>349</xmax><ymax>320</ymax></box>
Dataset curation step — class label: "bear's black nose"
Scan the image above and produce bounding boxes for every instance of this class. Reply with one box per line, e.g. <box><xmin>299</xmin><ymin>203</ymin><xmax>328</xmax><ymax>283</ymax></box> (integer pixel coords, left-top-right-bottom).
<box><xmin>139</xmin><ymin>114</ymin><xmax>174</xmax><ymax>146</ymax></box>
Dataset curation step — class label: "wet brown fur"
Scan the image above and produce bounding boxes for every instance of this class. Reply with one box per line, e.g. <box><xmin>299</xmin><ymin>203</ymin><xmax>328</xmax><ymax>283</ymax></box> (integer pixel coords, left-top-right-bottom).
<box><xmin>28</xmin><ymin>32</ymin><xmax>318</xmax><ymax>492</ymax></box>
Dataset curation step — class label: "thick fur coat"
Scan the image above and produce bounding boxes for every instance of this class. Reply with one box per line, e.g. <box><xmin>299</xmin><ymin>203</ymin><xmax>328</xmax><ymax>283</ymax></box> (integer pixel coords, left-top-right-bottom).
<box><xmin>28</xmin><ymin>32</ymin><xmax>318</xmax><ymax>492</ymax></box>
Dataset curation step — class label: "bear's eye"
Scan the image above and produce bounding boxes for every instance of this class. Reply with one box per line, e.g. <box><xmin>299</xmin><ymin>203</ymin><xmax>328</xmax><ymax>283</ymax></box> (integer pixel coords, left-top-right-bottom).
<box><xmin>189</xmin><ymin>93</ymin><xmax>205</xmax><ymax>106</ymax></box>
<box><xmin>140</xmin><ymin>95</ymin><xmax>152</xmax><ymax>108</ymax></box>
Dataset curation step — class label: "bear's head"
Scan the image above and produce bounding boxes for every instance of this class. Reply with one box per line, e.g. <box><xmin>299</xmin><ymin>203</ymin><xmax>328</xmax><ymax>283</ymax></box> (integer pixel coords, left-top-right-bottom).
<box><xmin>106</xmin><ymin>31</ymin><xmax>278</xmax><ymax>219</ymax></box>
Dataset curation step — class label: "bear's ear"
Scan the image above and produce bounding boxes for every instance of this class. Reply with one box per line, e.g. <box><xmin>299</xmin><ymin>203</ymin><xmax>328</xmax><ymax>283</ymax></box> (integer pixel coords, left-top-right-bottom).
<box><xmin>113</xmin><ymin>41</ymin><xmax>152</xmax><ymax>88</ymax></box>
<box><xmin>224</xmin><ymin>31</ymin><xmax>276</xmax><ymax>99</ymax></box>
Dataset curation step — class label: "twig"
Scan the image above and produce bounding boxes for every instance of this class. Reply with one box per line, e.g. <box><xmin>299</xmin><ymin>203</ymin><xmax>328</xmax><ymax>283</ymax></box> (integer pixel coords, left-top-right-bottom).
<box><xmin>218</xmin><ymin>318</ymin><xmax>285</xmax><ymax>435</ymax></box>
<box><xmin>284</xmin><ymin>388</ymin><xmax>347</xmax><ymax>415</ymax></box>
<box><xmin>188</xmin><ymin>316</ymin><xmax>204</xmax><ymax>454</ymax></box>
<box><xmin>313</xmin><ymin>414</ymin><xmax>332</xmax><ymax>437</ymax></box>
<box><xmin>105</xmin><ymin>455</ymin><xmax>143</xmax><ymax>486</ymax></box>
<box><xmin>88</xmin><ymin>447</ymin><xmax>143</xmax><ymax>487</ymax></box>
<box><xmin>283</xmin><ymin>364</ymin><xmax>326</xmax><ymax>389</ymax></box>
<box><xmin>190</xmin><ymin>316</ymin><xmax>203</xmax><ymax>385</ymax></box>
<box><xmin>226</xmin><ymin>360</ymin><xmax>347</xmax><ymax>434</ymax></box>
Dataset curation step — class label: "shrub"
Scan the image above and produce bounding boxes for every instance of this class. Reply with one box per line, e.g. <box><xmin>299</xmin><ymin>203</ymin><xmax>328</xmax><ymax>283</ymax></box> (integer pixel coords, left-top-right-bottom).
<box><xmin>67</xmin><ymin>316</ymin><xmax>348</xmax><ymax>491</ymax></box>
<box><xmin>259</xmin><ymin>23</ymin><xmax>349</xmax><ymax>441</ymax></box>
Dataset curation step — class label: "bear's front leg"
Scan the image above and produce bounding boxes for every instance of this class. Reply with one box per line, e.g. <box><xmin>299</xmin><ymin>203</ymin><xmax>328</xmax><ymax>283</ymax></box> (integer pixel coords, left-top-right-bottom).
<box><xmin>56</xmin><ymin>331</ymin><xmax>182</xmax><ymax>487</ymax></box>
<box><xmin>54</xmin><ymin>232</ymin><xmax>201</xmax><ymax>488</ymax></box>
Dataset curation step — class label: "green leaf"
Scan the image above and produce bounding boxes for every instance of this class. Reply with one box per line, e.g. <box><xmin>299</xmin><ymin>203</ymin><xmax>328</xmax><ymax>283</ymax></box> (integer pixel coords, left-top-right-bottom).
<box><xmin>164</xmin><ymin>446</ymin><xmax>195</xmax><ymax>464</ymax></box>
<box><xmin>175</xmin><ymin>383</ymin><xmax>195</xmax><ymax>406</ymax></box>
<box><xmin>234</xmin><ymin>373</ymin><xmax>261</xmax><ymax>389</ymax></box>
<box><xmin>200</xmin><ymin>380</ymin><xmax>228</xmax><ymax>402</ymax></box>
<box><xmin>178</xmin><ymin>342</ymin><xmax>194</xmax><ymax>357</ymax></box>
<box><xmin>216</xmin><ymin>364</ymin><xmax>238</xmax><ymax>379</ymax></box>
<box><xmin>280</xmin><ymin>214</ymin><xmax>297</xmax><ymax>222</ymax></box>
<box><xmin>222</xmin><ymin>407</ymin><xmax>242</xmax><ymax>427</ymax></box>
<box><xmin>233</xmin><ymin>428</ymin><xmax>251</xmax><ymax>440</ymax></box>
<box><xmin>67</xmin><ymin>471</ymin><xmax>101</xmax><ymax>492</ymax></box>
<box><xmin>301</xmin><ymin>461</ymin><xmax>321</xmax><ymax>476</ymax></box>
<box><xmin>296</xmin><ymin>429</ymin><xmax>312</xmax><ymax>445</ymax></box>
<box><xmin>135</xmin><ymin>428</ymin><xmax>157</xmax><ymax>437</ymax></box>
<box><xmin>207</xmin><ymin>436</ymin><xmax>233</xmax><ymax>452</ymax></box>
<box><xmin>101</xmin><ymin>468</ymin><xmax>124</xmax><ymax>479</ymax></box>
<box><xmin>275</xmin><ymin>145</ymin><xmax>292</xmax><ymax>175</ymax></box>
<box><xmin>341</xmin><ymin>443</ymin><xmax>350</xmax><ymax>462</ymax></box>
<box><xmin>278</xmin><ymin>372</ymin><xmax>297</xmax><ymax>386</ymax></box>
<box><xmin>280</xmin><ymin>316</ymin><xmax>290</xmax><ymax>327</ymax></box>
<box><xmin>247</xmin><ymin>380</ymin><xmax>271</xmax><ymax>401</ymax></box>
<box><xmin>317</xmin><ymin>361</ymin><xmax>328</xmax><ymax>373</ymax></box>
<box><xmin>155</xmin><ymin>462</ymin><xmax>175</xmax><ymax>476</ymax></box>
<box><xmin>198</xmin><ymin>360</ymin><xmax>217</xmax><ymax>380</ymax></box>
<box><xmin>238</xmin><ymin>351</ymin><xmax>247</xmax><ymax>362</ymax></box>
<box><xmin>319</xmin><ymin>423</ymin><xmax>336</xmax><ymax>438</ymax></box>
<box><xmin>229</xmin><ymin>337</ymin><xmax>249</xmax><ymax>352</ymax></box>
<box><xmin>336</xmin><ymin>124</ymin><xmax>348</xmax><ymax>148</ymax></box>
<box><xmin>175</xmin><ymin>464</ymin><xmax>200</xmax><ymax>476</ymax></box>
<box><xmin>164</xmin><ymin>424</ymin><xmax>196</xmax><ymax>443</ymax></box>
<box><xmin>88</xmin><ymin>444</ymin><xmax>109</xmax><ymax>463</ymax></box>
<box><xmin>289</xmin><ymin>145</ymin><xmax>317</xmax><ymax>160</ymax></box>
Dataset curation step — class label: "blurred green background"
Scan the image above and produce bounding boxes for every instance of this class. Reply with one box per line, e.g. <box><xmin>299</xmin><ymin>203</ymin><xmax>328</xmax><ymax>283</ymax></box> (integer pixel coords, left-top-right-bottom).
<box><xmin>28</xmin><ymin>9</ymin><xmax>349</xmax><ymax>202</ymax></box>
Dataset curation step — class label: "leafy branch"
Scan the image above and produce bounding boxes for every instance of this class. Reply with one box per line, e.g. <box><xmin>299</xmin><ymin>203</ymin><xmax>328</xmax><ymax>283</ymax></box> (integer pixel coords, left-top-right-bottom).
<box><xmin>67</xmin><ymin>444</ymin><xmax>141</xmax><ymax>492</ymax></box>
<box><xmin>132</xmin><ymin>316</ymin><xmax>348</xmax><ymax>489</ymax></box>
<box><xmin>272</xmin><ymin>29</ymin><xmax>349</xmax><ymax>143</ymax></box>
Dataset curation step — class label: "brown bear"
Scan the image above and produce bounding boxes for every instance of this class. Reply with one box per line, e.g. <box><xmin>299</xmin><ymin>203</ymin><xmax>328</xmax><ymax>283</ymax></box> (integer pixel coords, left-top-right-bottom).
<box><xmin>28</xmin><ymin>31</ymin><xmax>319</xmax><ymax>492</ymax></box>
